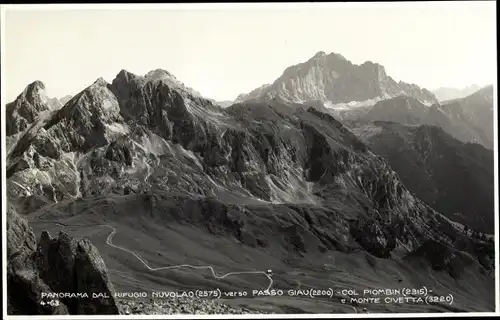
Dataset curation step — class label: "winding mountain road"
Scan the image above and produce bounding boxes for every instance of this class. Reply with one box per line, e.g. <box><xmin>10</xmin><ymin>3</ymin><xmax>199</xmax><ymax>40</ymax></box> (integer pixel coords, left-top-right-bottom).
<box><xmin>55</xmin><ymin>222</ymin><xmax>274</xmax><ymax>291</ymax></box>
<box><xmin>49</xmin><ymin>221</ymin><xmax>361</xmax><ymax>313</ymax></box>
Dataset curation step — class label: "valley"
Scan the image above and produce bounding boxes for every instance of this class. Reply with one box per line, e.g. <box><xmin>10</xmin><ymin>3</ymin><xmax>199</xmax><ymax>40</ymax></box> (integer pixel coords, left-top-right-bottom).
<box><xmin>5</xmin><ymin>50</ymin><xmax>495</xmax><ymax>315</ymax></box>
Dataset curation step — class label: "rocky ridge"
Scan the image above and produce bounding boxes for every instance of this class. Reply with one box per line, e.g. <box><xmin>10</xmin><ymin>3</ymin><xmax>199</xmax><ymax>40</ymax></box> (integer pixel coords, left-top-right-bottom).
<box><xmin>5</xmin><ymin>67</ymin><xmax>495</xmax><ymax>314</ymax></box>
<box><xmin>236</xmin><ymin>51</ymin><xmax>438</xmax><ymax>106</ymax></box>
<box><xmin>6</xmin><ymin>81</ymin><xmax>52</xmax><ymax>136</ymax></box>
<box><xmin>7</xmin><ymin>204</ymin><xmax>119</xmax><ymax>315</ymax></box>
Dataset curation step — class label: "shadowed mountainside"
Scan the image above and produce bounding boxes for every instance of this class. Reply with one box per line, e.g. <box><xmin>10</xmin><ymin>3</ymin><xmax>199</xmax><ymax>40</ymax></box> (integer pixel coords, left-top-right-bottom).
<box><xmin>5</xmin><ymin>68</ymin><xmax>495</xmax><ymax>314</ymax></box>
<box><xmin>346</xmin><ymin>120</ymin><xmax>494</xmax><ymax>234</ymax></box>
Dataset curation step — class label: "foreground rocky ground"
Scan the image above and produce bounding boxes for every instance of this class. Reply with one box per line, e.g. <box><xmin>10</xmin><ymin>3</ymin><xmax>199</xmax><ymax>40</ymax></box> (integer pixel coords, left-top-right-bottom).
<box><xmin>7</xmin><ymin>204</ymin><xmax>119</xmax><ymax>315</ymax></box>
<box><xmin>117</xmin><ymin>297</ymin><xmax>271</xmax><ymax>315</ymax></box>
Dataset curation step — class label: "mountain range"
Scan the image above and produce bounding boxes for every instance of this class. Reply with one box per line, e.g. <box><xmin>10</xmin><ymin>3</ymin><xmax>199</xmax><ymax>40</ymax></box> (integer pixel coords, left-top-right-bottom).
<box><xmin>432</xmin><ymin>85</ymin><xmax>482</xmax><ymax>102</ymax></box>
<box><xmin>5</xmin><ymin>51</ymin><xmax>496</xmax><ymax>314</ymax></box>
<box><xmin>346</xmin><ymin>120</ymin><xmax>494</xmax><ymax>234</ymax></box>
<box><xmin>335</xmin><ymin>89</ymin><xmax>494</xmax><ymax>150</ymax></box>
<box><xmin>236</xmin><ymin>51</ymin><xmax>438</xmax><ymax>106</ymax></box>
<box><xmin>233</xmin><ymin>51</ymin><xmax>493</xmax><ymax>150</ymax></box>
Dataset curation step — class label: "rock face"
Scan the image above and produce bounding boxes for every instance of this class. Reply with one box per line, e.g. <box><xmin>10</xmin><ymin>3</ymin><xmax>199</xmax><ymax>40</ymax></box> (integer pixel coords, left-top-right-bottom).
<box><xmin>7</xmin><ymin>204</ymin><xmax>68</xmax><ymax>315</ymax></box>
<box><xmin>6</xmin><ymin>204</ymin><xmax>118</xmax><ymax>315</ymax></box>
<box><xmin>236</xmin><ymin>51</ymin><xmax>438</xmax><ymax>106</ymax></box>
<box><xmin>6</xmin><ymin>81</ymin><xmax>52</xmax><ymax>136</ymax></box>
<box><xmin>346</xmin><ymin>120</ymin><xmax>494</xmax><ymax>234</ymax></box>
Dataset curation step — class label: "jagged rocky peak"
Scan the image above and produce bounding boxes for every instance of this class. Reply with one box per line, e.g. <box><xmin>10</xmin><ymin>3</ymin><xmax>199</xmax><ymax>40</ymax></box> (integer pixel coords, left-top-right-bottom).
<box><xmin>54</xmin><ymin>77</ymin><xmax>121</xmax><ymax>122</ymax></box>
<box><xmin>112</xmin><ymin>67</ymin><xmax>206</xmax><ymax>100</ymax></box>
<box><xmin>361</xmin><ymin>60</ymin><xmax>387</xmax><ymax>78</ymax></box>
<box><xmin>144</xmin><ymin>68</ymin><xmax>176</xmax><ymax>81</ymax></box>
<box><xmin>309</xmin><ymin>51</ymin><xmax>327</xmax><ymax>62</ymax></box>
<box><xmin>145</xmin><ymin>68</ymin><xmax>206</xmax><ymax>99</ymax></box>
<box><xmin>7</xmin><ymin>205</ymin><xmax>119</xmax><ymax>315</ymax></box>
<box><xmin>92</xmin><ymin>77</ymin><xmax>109</xmax><ymax>87</ymax></box>
<box><xmin>237</xmin><ymin>50</ymin><xmax>438</xmax><ymax>106</ymax></box>
<box><xmin>313</xmin><ymin>50</ymin><xmax>326</xmax><ymax>57</ymax></box>
<box><xmin>6</xmin><ymin>80</ymin><xmax>52</xmax><ymax>136</ymax></box>
<box><xmin>35</xmin><ymin>230</ymin><xmax>119</xmax><ymax>314</ymax></box>
<box><xmin>37</xmin><ymin>76</ymin><xmax>124</xmax><ymax>154</ymax></box>
<box><xmin>23</xmin><ymin>80</ymin><xmax>49</xmax><ymax>103</ymax></box>
<box><xmin>115</xmin><ymin>69</ymin><xmax>139</xmax><ymax>83</ymax></box>
<box><xmin>309</xmin><ymin>51</ymin><xmax>348</xmax><ymax>63</ymax></box>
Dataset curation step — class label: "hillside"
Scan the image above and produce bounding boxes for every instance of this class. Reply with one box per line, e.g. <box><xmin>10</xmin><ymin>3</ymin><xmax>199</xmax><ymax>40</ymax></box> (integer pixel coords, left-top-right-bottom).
<box><xmin>346</xmin><ymin>120</ymin><xmax>494</xmax><ymax>234</ymax></box>
<box><xmin>5</xmin><ymin>69</ymin><xmax>495</xmax><ymax>314</ymax></box>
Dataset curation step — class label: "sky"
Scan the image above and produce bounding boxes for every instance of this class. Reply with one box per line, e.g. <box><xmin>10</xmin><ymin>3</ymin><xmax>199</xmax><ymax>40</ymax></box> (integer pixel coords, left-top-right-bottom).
<box><xmin>1</xmin><ymin>2</ymin><xmax>497</xmax><ymax>103</ymax></box>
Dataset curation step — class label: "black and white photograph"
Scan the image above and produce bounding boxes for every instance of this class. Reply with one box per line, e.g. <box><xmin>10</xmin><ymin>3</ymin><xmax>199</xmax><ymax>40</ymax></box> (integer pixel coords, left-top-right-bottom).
<box><xmin>1</xmin><ymin>2</ymin><xmax>498</xmax><ymax>317</ymax></box>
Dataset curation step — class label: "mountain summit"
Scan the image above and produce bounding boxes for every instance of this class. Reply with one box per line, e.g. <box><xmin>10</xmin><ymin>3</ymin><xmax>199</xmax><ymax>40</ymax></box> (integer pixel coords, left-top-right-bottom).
<box><xmin>236</xmin><ymin>51</ymin><xmax>438</xmax><ymax>107</ymax></box>
<box><xmin>5</xmin><ymin>67</ymin><xmax>495</xmax><ymax>314</ymax></box>
<box><xmin>6</xmin><ymin>81</ymin><xmax>51</xmax><ymax>135</ymax></box>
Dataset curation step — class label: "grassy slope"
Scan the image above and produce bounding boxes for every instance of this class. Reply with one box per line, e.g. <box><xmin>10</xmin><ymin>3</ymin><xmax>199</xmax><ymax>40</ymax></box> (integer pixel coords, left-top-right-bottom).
<box><xmin>27</xmin><ymin>194</ymin><xmax>494</xmax><ymax>314</ymax></box>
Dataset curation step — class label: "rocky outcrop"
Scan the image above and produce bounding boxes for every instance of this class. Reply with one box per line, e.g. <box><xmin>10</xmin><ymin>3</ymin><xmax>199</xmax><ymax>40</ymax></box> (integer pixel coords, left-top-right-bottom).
<box><xmin>7</xmin><ymin>204</ymin><xmax>69</xmax><ymax>315</ymax></box>
<box><xmin>236</xmin><ymin>51</ymin><xmax>438</xmax><ymax>106</ymax></box>
<box><xmin>74</xmin><ymin>239</ymin><xmax>119</xmax><ymax>314</ymax></box>
<box><xmin>6</xmin><ymin>81</ymin><xmax>52</xmax><ymax>136</ymax></box>
<box><xmin>7</xmin><ymin>204</ymin><xmax>119</xmax><ymax>315</ymax></box>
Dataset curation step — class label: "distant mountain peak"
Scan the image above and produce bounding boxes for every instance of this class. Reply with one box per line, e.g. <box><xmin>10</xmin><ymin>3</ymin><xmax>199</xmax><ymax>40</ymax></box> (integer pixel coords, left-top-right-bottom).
<box><xmin>26</xmin><ymin>80</ymin><xmax>46</xmax><ymax>91</ymax></box>
<box><xmin>311</xmin><ymin>51</ymin><xmax>327</xmax><ymax>60</ymax></box>
<box><xmin>6</xmin><ymin>81</ymin><xmax>52</xmax><ymax>135</ymax></box>
<box><xmin>307</xmin><ymin>51</ymin><xmax>349</xmax><ymax>66</ymax></box>
<box><xmin>237</xmin><ymin>51</ymin><xmax>437</xmax><ymax>106</ymax></box>
<box><xmin>432</xmin><ymin>84</ymin><xmax>484</xmax><ymax>102</ymax></box>
<box><xmin>479</xmin><ymin>84</ymin><xmax>494</xmax><ymax>93</ymax></box>
<box><xmin>145</xmin><ymin>68</ymin><xmax>176</xmax><ymax>81</ymax></box>
<box><xmin>116</xmin><ymin>69</ymin><xmax>138</xmax><ymax>81</ymax></box>
<box><xmin>22</xmin><ymin>80</ymin><xmax>48</xmax><ymax>103</ymax></box>
<box><xmin>92</xmin><ymin>77</ymin><xmax>109</xmax><ymax>87</ymax></box>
